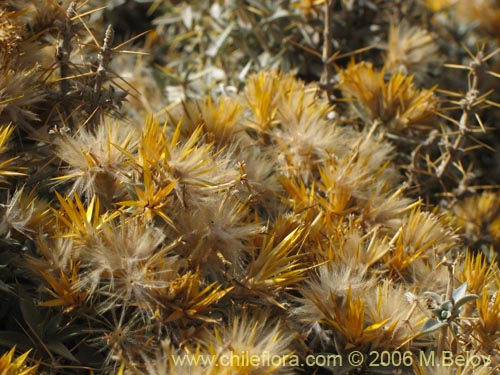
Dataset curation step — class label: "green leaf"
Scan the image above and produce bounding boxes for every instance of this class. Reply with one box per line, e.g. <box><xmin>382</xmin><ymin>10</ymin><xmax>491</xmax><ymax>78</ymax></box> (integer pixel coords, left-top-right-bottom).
<box><xmin>423</xmin><ymin>291</ymin><xmax>442</xmax><ymax>304</ymax></box>
<box><xmin>452</xmin><ymin>282</ymin><xmax>467</xmax><ymax>303</ymax></box>
<box><xmin>55</xmin><ymin>324</ymin><xmax>88</xmax><ymax>341</ymax></box>
<box><xmin>44</xmin><ymin>313</ymin><xmax>62</xmax><ymax>339</ymax></box>
<box><xmin>421</xmin><ymin>318</ymin><xmax>447</xmax><ymax>334</ymax></box>
<box><xmin>46</xmin><ymin>341</ymin><xmax>80</xmax><ymax>363</ymax></box>
<box><xmin>454</xmin><ymin>294</ymin><xmax>479</xmax><ymax>310</ymax></box>
<box><xmin>17</xmin><ymin>286</ymin><xmax>44</xmax><ymax>338</ymax></box>
<box><xmin>439</xmin><ymin>300</ymin><xmax>453</xmax><ymax>312</ymax></box>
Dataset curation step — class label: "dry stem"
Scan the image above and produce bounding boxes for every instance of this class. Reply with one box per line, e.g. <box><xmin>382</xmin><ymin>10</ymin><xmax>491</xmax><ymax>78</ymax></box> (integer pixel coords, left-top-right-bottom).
<box><xmin>321</xmin><ymin>0</ymin><xmax>335</xmax><ymax>102</ymax></box>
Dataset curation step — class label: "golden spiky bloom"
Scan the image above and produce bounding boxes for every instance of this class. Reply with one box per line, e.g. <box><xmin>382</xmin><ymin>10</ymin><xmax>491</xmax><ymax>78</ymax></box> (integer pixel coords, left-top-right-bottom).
<box><xmin>135</xmin><ymin>116</ymin><xmax>239</xmax><ymax>202</ymax></box>
<box><xmin>337</xmin><ymin>61</ymin><xmax>438</xmax><ymax>132</ymax></box>
<box><xmin>457</xmin><ymin>251</ymin><xmax>496</xmax><ymax>296</ymax></box>
<box><xmin>0</xmin><ymin>186</ymin><xmax>48</xmax><ymax>238</ymax></box>
<box><xmin>313</xmin><ymin>132</ymin><xmax>399</xmax><ymax>221</ymax></box>
<box><xmin>153</xmin><ymin>271</ymin><xmax>233</xmax><ymax>324</ymax></box>
<box><xmin>474</xmin><ymin>287</ymin><xmax>500</xmax><ymax>355</ymax></box>
<box><xmin>241</xmin><ymin>224</ymin><xmax>306</xmax><ymax>300</ymax></box>
<box><xmin>36</xmin><ymin>259</ymin><xmax>88</xmax><ymax>312</ymax></box>
<box><xmin>456</xmin><ymin>251</ymin><xmax>497</xmax><ymax>320</ymax></box>
<box><xmin>246</xmin><ymin>70</ymin><xmax>351</xmax><ymax>181</ymax></box>
<box><xmin>202</xmin><ymin>312</ymin><xmax>295</xmax><ymax>375</ymax></box>
<box><xmin>169</xmin><ymin>96</ymin><xmax>246</xmax><ymax>148</ymax></box>
<box><xmin>363</xmin><ymin>280</ymin><xmax>426</xmax><ymax>350</ymax></box>
<box><xmin>140</xmin><ymin>315</ymin><xmax>295</xmax><ymax>375</ymax></box>
<box><xmin>361</xmin><ymin>187</ymin><xmax>417</xmax><ymax>233</ymax></box>
<box><xmin>452</xmin><ymin>192</ymin><xmax>500</xmax><ymax>254</ymax></box>
<box><xmin>309</xmin><ymin>223</ymin><xmax>393</xmax><ymax>269</ymax></box>
<box><xmin>175</xmin><ymin>193</ymin><xmax>263</xmax><ymax>275</ymax></box>
<box><xmin>384</xmin><ymin>206</ymin><xmax>458</xmax><ymax>280</ymax></box>
<box><xmin>117</xmin><ymin>163</ymin><xmax>178</xmax><ymax>226</ymax></box>
<box><xmin>0</xmin><ymin>124</ymin><xmax>25</xmax><ymax>182</ymax></box>
<box><xmin>0</xmin><ymin>60</ymin><xmax>44</xmax><ymax>124</ymax></box>
<box><xmin>234</xmin><ymin>146</ymin><xmax>283</xmax><ymax>214</ymax></box>
<box><xmin>384</xmin><ymin>20</ymin><xmax>440</xmax><ymax>77</ymax></box>
<box><xmin>294</xmin><ymin>262</ymin><xmax>376</xmax><ymax>330</ymax></box>
<box><xmin>55</xmin><ymin>120</ymin><xmax>138</xmax><ymax>204</ymax></box>
<box><xmin>244</xmin><ymin>71</ymin><xmax>283</xmax><ymax>139</ymax></box>
<box><xmin>0</xmin><ymin>346</ymin><xmax>38</xmax><ymax>375</ymax></box>
<box><xmin>51</xmin><ymin>192</ymin><xmax>115</xmax><ymax>245</ymax></box>
<box><xmin>310</xmin><ymin>285</ymin><xmax>391</xmax><ymax>351</ymax></box>
<box><xmin>77</xmin><ymin>216</ymin><xmax>180</xmax><ymax>311</ymax></box>
<box><xmin>245</xmin><ymin>71</ymin><xmax>305</xmax><ymax>142</ymax></box>
<box><xmin>272</xmin><ymin>82</ymin><xmax>344</xmax><ymax>181</ymax></box>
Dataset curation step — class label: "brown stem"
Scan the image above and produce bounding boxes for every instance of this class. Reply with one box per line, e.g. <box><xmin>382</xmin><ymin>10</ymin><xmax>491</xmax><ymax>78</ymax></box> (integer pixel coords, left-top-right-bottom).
<box><xmin>57</xmin><ymin>2</ymin><xmax>77</xmax><ymax>98</ymax></box>
<box><xmin>321</xmin><ymin>0</ymin><xmax>334</xmax><ymax>102</ymax></box>
<box><xmin>89</xmin><ymin>24</ymin><xmax>115</xmax><ymax>127</ymax></box>
<box><xmin>435</xmin><ymin>52</ymin><xmax>482</xmax><ymax>179</ymax></box>
<box><xmin>93</xmin><ymin>25</ymin><xmax>115</xmax><ymax>101</ymax></box>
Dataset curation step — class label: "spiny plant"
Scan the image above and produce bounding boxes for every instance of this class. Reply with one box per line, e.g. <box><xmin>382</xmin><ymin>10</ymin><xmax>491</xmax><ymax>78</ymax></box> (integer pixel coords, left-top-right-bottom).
<box><xmin>1</xmin><ymin>1</ymin><xmax>500</xmax><ymax>375</ymax></box>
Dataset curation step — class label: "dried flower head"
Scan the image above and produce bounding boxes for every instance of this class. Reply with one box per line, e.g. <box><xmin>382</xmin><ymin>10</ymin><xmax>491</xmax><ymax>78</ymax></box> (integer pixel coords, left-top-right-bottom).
<box><xmin>384</xmin><ymin>20</ymin><xmax>440</xmax><ymax>77</ymax></box>
<box><xmin>364</xmin><ymin>280</ymin><xmax>425</xmax><ymax>350</ymax></box>
<box><xmin>294</xmin><ymin>262</ymin><xmax>375</xmax><ymax>329</ymax></box>
<box><xmin>55</xmin><ymin>120</ymin><xmax>138</xmax><ymax>204</ymax></box>
<box><xmin>272</xmin><ymin>82</ymin><xmax>343</xmax><ymax>181</ymax></box>
<box><xmin>244</xmin><ymin>71</ymin><xmax>303</xmax><ymax>143</ymax></box>
<box><xmin>384</xmin><ymin>206</ymin><xmax>458</xmax><ymax>279</ymax></box>
<box><xmin>155</xmin><ymin>271</ymin><xmax>233</xmax><ymax>324</ymax></box>
<box><xmin>0</xmin><ymin>186</ymin><xmax>48</xmax><ymax>238</ymax></box>
<box><xmin>135</xmin><ymin>116</ymin><xmax>238</xmax><ymax>202</ymax></box>
<box><xmin>241</xmin><ymin>224</ymin><xmax>306</xmax><ymax>300</ymax></box>
<box><xmin>176</xmin><ymin>193</ymin><xmax>263</xmax><ymax>275</ymax></box>
<box><xmin>452</xmin><ymin>192</ymin><xmax>500</xmax><ymax>254</ymax></box>
<box><xmin>203</xmin><ymin>312</ymin><xmax>295</xmax><ymax>375</ymax></box>
<box><xmin>169</xmin><ymin>95</ymin><xmax>246</xmax><ymax>148</ymax></box>
<box><xmin>0</xmin><ymin>124</ymin><xmax>25</xmax><ymax>182</ymax></box>
<box><xmin>0</xmin><ymin>61</ymin><xmax>44</xmax><ymax>124</ymax></box>
<box><xmin>457</xmin><ymin>251</ymin><xmax>496</xmax><ymax>296</ymax></box>
<box><xmin>314</xmin><ymin>134</ymin><xmax>397</xmax><ymax>218</ymax></box>
<box><xmin>78</xmin><ymin>217</ymin><xmax>180</xmax><ymax>312</ymax></box>
<box><xmin>337</xmin><ymin>61</ymin><xmax>439</xmax><ymax>132</ymax></box>
<box><xmin>474</xmin><ymin>288</ymin><xmax>500</xmax><ymax>354</ymax></box>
